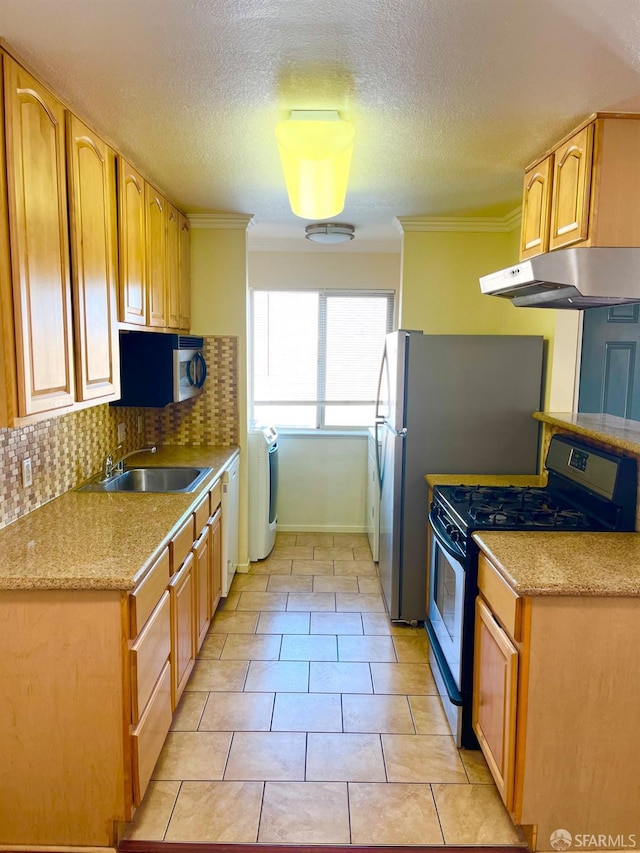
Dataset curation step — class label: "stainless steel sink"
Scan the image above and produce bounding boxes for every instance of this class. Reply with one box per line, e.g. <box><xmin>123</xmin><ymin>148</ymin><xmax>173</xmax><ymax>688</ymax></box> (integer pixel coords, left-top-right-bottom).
<box><xmin>78</xmin><ymin>466</ymin><xmax>212</xmax><ymax>493</ymax></box>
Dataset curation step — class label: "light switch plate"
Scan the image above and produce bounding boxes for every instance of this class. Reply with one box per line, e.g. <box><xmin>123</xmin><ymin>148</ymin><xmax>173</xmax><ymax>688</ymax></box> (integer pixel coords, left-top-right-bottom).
<box><xmin>117</xmin><ymin>422</ymin><xmax>126</xmax><ymax>444</ymax></box>
<box><xmin>22</xmin><ymin>457</ymin><xmax>32</xmax><ymax>488</ymax></box>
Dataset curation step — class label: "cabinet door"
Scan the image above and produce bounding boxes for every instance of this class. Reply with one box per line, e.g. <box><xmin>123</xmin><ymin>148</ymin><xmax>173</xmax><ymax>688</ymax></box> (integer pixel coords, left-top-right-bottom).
<box><xmin>145</xmin><ymin>185</ymin><xmax>167</xmax><ymax>328</ymax></box>
<box><xmin>193</xmin><ymin>525</ymin><xmax>211</xmax><ymax>652</ymax></box>
<box><xmin>520</xmin><ymin>156</ymin><xmax>552</xmax><ymax>260</ymax></box>
<box><xmin>166</xmin><ymin>203</ymin><xmax>180</xmax><ymax>329</ymax></box>
<box><xmin>117</xmin><ymin>157</ymin><xmax>146</xmax><ymax>325</ymax></box>
<box><xmin>4</xmin><ymin>56</ymin><xmax>75</xmax><ymax>416</ymax></box>
<box><xmin>549</xmin><ymin>124</ymin><xmax>594</xmax><ymax>251</ymax></box>
<box><xmin>178</xmin><ymin>212</ymin><xmax>191</xmax><ymax>331</ymax></box>
<box><xmin>169</xmin><ymin>552</ymin><xmax>195</xmax><ymax>709</ymax></box>
<box><xmin>208</xmin><ymin>506</ymin><xmax>223</xmax><ymax>617</ymax></box>
<box><xmin>66</xmin><ymin>114</ymin><xmax>120</xmax><ymax>402</ymax></box>
<box><xmin>472</xmin><ymin>596</ymin><xmax>519</xmax><ymax>811</ymax></box>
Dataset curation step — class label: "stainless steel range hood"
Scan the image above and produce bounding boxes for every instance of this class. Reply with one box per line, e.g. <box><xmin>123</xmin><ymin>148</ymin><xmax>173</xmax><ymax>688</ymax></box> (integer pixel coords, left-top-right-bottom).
<box><xmin>479</xmin><ymin>247</ymin><xmax>640</xmax><ymax>309</ymax></box>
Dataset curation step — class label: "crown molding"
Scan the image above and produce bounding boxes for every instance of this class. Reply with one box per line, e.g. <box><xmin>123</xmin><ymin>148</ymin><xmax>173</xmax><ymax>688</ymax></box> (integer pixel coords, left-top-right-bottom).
<box><xmin>397</xmin><ymin>208</ymin><xmax>521</xmax><ymax>233</ymax></box>
<box><xmin>188</xmin><ymin>213</ymin><xmax>255</xmax><ymax>230</ymax></box>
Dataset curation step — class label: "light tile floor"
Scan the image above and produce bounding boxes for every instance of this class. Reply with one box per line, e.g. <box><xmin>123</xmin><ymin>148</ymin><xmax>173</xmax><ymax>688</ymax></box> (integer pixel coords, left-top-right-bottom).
<box><xmin>123</xmin><ymin>532</ymin><xmax>527</xmax><ymax>846</ymax></box>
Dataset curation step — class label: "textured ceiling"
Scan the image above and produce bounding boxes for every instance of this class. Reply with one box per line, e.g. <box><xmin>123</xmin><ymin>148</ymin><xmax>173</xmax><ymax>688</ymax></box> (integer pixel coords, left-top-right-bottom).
<box><xmin>2</xmin><ymin>0</ymin><xmax>640</xmax><ymax>248</ymax></box>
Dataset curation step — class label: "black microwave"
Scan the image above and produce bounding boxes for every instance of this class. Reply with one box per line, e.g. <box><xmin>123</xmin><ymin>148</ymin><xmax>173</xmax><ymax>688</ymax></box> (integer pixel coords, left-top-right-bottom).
<box><xmin>115</xmin><ymin>331</ymin><xmax>207</xmax><ymax>407</ymax></box>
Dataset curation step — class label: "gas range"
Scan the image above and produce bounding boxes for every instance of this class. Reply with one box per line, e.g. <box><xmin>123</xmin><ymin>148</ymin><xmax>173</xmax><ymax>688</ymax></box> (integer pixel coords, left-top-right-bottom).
<box><xmin>432</xmin><ymin>434</ymin><xmax>637</xmax><ymax>550</ymax></box>
<box><xmin>426</xmin><ymin>433</ymin><xmax>637</xmax><ymax>749</ymax></box>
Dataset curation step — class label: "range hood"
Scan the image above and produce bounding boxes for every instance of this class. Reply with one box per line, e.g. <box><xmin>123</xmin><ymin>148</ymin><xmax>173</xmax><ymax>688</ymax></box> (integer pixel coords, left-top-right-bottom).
<box><xmin>479</xmin><ymin>247</ymin><xmax>640</xmax><ymax>309</ymax></box>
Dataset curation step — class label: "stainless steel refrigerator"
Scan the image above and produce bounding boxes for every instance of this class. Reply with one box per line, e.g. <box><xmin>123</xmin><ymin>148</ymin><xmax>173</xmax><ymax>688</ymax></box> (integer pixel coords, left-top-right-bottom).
<box><xmin>375</xmin><ymin>331</ymin><xmax>544</xmax><ymax>622</ymax></box>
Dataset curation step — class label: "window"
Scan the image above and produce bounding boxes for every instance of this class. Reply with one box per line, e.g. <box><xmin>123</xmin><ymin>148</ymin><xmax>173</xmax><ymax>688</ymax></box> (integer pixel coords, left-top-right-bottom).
<box><xmin>251</xmin><ymin>289</ymin><xmax>395</xmax><ymax>429</ymax></box>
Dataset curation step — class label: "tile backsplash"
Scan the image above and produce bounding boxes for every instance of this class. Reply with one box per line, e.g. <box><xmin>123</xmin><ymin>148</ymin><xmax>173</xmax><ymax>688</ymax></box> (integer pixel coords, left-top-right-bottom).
<box><xmin>0</xmin><ymin>335</ymin><xmax>238</xmax><ymax>530</ymax></box>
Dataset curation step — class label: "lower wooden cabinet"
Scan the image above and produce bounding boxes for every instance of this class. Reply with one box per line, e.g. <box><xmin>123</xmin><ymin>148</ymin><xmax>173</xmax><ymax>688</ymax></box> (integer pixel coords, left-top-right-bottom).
<box><xmin>131</xmin><ymin>660</ymin><xmax>172</xmax><ymax>806</ymax></box>
<box><xmin>473</xmin><ymin>549</ymin><xmax>640</xmax><ymax>851</ymax></box>
<box><xmin>0</xmin><ymin>469</ymin><xmax>235</xmax><ymax>848</ymax></box>
<box><xmin>209</xmin><ymin>505</ymin><xmax>223</xmax><ymax>617</ymax></box>
<box><xmin>194</xmin><ymin>524</ymin><xmax>212</xmax><ymax>652</ymax></box>
<box><xmin>472</xmin><ymin>595</ymin><xmax>518</xmax><ymax>811</ymax></box>
<box><xmin>169</xmin><ymin>551</ymin><xmax>196</xmax><ymax>709</ymax></box>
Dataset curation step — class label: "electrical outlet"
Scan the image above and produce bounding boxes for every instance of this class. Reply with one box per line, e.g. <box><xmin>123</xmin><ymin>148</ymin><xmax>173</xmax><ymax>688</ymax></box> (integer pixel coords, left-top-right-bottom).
<box><xmin>22</xmin><ymin>457</ymin><xmax>33</xmax><ymax>488</ymax></box>
<box><xmin>117</xmin><ymin>422</ymin><xmax>126</xmax><ymax>444</ymax></box>
<box><xmin>137</xmin><ymin>415</ymin><xmax>144</xmax><ymax>435</ymax></box>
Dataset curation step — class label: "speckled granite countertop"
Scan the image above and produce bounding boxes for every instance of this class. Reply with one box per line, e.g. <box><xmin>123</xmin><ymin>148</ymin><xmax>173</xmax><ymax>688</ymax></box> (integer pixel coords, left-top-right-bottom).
<box><xmin>0</xmin><ymin>445</ymin><xmax>239</xmax><ymax>592</ymax></box>
<box><xmin>473</xmin><ymin>531</ymin><xmax>640</xmax><ymax>596</ymax></box>
<box><xmin>534</xmin><ymin>411</ymin><xmax>640</xmax><ymax>454</ymax></box>
<box><xmin>425</xmin><ymin>473</ymin><xmax>547</xmax><ymax>488</ymax></box>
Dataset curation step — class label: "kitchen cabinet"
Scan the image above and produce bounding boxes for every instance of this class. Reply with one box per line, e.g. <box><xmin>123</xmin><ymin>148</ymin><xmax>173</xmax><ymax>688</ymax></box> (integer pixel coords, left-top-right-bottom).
<box><xmin>117</xmin><ymin>156</ymin><xmax>147</xmax><ymax>326</ymax></box>
<box><xmin>473</xmin><ymin>548</ymin><xmax>640</xmax><ymax>852</ymax></box>
<box><xmin>519</xmin><ymin>156</ymin><xmax>552</xmax><ymax>260</ymax></box>
<box><xmin>0</xmin><ymin>448</ymin><xmax>238</xmax><ymax>847</ymax></box>
<box><xmin>179</xmin><ymin>211</ymin><xmax>191</xmax><ymax>331</ymax></box>
<box><xmin>1</xmin><ymin>53</ymin><xmax>75</xmax><ymax>419</ymax></box>
<box><xmin>66</xmin><ymin>114</ymin><xmax>120</xmax><ymax>402</ymax></box>
<box><xmin>209</xmin><ymin>504</ymin><xmax>223</xmax><ymax>615</ymax></box>
<box><xmin>145</xmin><ymin>183</ymin><xmax>167</xmax><ymax>328</ymax></box>
<box><xmin>519</xmin><ymin>113</ymin><xmax>640</xmax><ymax>260</ymax></box>
<box><xmin>167</xmin><ymin>202</ymin><xmax>180</xmax><ymax>329</ymax></box>
<box><xmin>117</xmin><ymin>168</ymin><xmax>189</xmax><ymax>332</ymax></box>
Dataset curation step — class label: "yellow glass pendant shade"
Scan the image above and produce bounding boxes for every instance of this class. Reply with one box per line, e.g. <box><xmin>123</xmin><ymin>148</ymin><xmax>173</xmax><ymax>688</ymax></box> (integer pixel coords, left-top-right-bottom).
<box><xmin>276</xmin><ymin>111</ymin><xmax>355</xmax><ymax>219</ymax></box>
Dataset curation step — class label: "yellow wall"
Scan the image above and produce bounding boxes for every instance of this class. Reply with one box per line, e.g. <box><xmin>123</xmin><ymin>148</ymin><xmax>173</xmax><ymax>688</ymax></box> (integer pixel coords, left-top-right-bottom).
<box><xmin>248</xmin><ymin>250</ymin><xmax>400</xmax><ymax>294</ymax></box>
<box><xmin>400</xmin><ymin>227</ymin><xmax>560</xmax><ymax>410</ymax></box>
<box><xmin>190</xmin><ymin>222</ymin><xmax>251</xmax><ymax>566</ymax></box>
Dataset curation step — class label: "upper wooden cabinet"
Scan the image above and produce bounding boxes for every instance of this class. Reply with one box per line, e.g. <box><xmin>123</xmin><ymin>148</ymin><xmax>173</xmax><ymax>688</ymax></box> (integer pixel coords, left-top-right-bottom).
<box><xmin>548</xmin><ymin>123</ymin><xmax>594</xmax><ymax>251</ymax></box>
<box><xmin>117</xmin><ymin>157</ymin><xmax>147</xmax><ymax>326</ymax></box>
<box><xmin>116</xmin><ymin>166</ymin><xmax>189</xmax><ymax>332</ymax></box>
<box><xmin>179</xmin><ymin>212</ymin><xmax>191</xmax><ymax>331</ymax></box>
<box><xmin>520</xmin><ymin>113</ymin><xmax>640</xmax><ymax>260</ymax></box>
<box><xmin>519</xmin><ymin>156</ymin><xmax>552</xmax><ymax>260</ymax></box>
<box><xmin>66</xmin><ymin>115</ymin><xmax>120</xmax><ymax>402</ymax></box>
<box><xmin>145</xmin><ymin>184</ymin><xmax>167</xmax><ymax>328</ymax></box>
<box><xmin>2</xmin><ymin>54</ymin><xmax>75</xmax><ymax>418</ymax></box>
<box><xmin>166</xmin><ymin>203</ymin><xmax>180</xmax><ymax>329</ymax></box>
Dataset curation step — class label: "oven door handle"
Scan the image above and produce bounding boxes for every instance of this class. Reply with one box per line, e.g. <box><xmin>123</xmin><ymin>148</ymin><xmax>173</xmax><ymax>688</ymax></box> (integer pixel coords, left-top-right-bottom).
<box><xmin>428</xmin><ymin>510</ymin><xmax>466</xmax><ymax>562</ymax></box>
<box><xmin>425</xmin><ymin>621</ymin><xmax>463</xmax><ymax>706</ymax></box>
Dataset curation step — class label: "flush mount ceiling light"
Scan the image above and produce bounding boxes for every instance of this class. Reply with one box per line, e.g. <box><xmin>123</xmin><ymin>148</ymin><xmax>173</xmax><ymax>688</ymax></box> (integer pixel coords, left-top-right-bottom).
<box><xmin>276</xmin><ymin>110</ymin><xmax>355</xmax><ymax>220</ymax></box>
<box><xmin>305</xmin><ymin>223</ymin><xmax>355</xmax><ymax>244</ymax></box>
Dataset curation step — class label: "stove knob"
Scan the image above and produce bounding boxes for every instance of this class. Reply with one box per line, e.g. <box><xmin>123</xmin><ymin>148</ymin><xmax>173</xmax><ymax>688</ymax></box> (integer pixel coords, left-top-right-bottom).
<box><xmin>450</xmin><ymin>529</ymin><xmax>461</xmax><ymax>543</ymax></box>
<box><xmin>445</xmin><ymin>523</ymin><xmax>455</xmax><ymax>536</ymax></box>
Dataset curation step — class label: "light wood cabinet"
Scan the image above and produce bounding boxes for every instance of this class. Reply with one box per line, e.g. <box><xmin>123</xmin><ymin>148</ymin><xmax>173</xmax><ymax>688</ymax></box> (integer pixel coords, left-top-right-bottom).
<box><xmin>209</xmin><ymin>504</ymin><xmax>223</xmax><ymax>617</ymax></box>
<box><xmin>520</xmin><ymin>113</ymin><xmax>640</xmax><ymax>260</ymax></box>
<box><xmin>2</xmin><ymin>54</ymin><xmax>75</xmax><ymax>418</ymax></box>
<box><xmin>66</xmin><ymin>114</ymin><xmax>120</xmax><ymax>402</ymax></box>
<box><xmin>473</xmin><ymin>549</ymin><xmax>640</xmax><ymax>851</ymax></box>
<box><xmin>473</xmin><ymin>595</ymin><xmax>518</xmax><ymax>811</ymax></box>
<box><xmin>117</xmin><ymin>157</ymin><xmax>147</xmax><ymax>326</ymax></box>
<box><xmin>548</xmin><ymin>124</ymin><xmax>594</xmax><ymax>251</ymax></box>
<box><xmin>520</xmin><ymin>156</ymin><xmax>552</xmax><ymax>260</ymax></box>
<box><xmin>145</xmin><ymin>184</ymin><xmax>167</xmax><ymax>328</ymax></box>
<box><xmin>179</xmin><ymin>211</ymin><xmax>191</xmax><ymax>331</ymax></box>
<box><xmin>193</xmin><ymin>524</ymin><xmax>212</xmax><ymax>652</ymax></box>
<box><xmin>166</xmin><ymin>203</ymin><xmax>180</xmax><ymax>329</ymax></box>
<box><xmin>169</xmin><ymin>551</ymin><xmax>196</xmax><ymax>708</ymax></box>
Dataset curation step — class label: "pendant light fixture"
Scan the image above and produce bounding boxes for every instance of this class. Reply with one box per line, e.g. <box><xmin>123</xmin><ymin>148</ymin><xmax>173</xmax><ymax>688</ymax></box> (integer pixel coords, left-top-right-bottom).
<box><xmin>276</xmin><ymin>110</ymin><xmax>355</xmax><ymax>220</ymax></box>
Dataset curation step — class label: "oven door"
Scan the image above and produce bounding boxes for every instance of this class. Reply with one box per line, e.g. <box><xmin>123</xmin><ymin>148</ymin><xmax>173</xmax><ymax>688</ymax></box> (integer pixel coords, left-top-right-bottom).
<box><xmin>426</xmin><ymin>511</ymin><xmax>466</xmax><ymax>698</ymax></box>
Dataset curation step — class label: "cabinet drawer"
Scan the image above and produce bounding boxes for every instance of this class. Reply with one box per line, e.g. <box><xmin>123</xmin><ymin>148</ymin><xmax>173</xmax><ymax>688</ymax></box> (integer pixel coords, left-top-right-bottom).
<box><xmin>194</xmin><ymin>492</ymin><xmax>210</xmax><ymax>536</ymax></box>
<box><xmin>131</xmin><ymin>660</ymin><xmax>172</xmax><ymax>806</ymax></box>
<box><xmin>478</xmin><ymin>553</ymin><xmax>522</xmax><ymax>641</ymax></box>
<box><xmin>130</xmin><ymin>591</ymin><xmax>171</xmax><ymax>723</ymax></box>
<box><xmin>170</xmin><ymin>515</ymin><xmax>195</xmax><ymax>572</ymax></box>
<box><xmin>129</xmin><ymin>548</ymin><xmax>170</xmax><ymax>637</ymax></box>
<box><xmin>210</xmin><ymin>479</ymin><xmax>222</xmax><ymax>512</ymax></box>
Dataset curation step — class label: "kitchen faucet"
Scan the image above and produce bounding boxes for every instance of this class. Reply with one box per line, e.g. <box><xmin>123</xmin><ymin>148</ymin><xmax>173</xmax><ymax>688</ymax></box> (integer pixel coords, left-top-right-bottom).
<box><xmin>101</xmin><ymin>445</ymin><xmax>157</xmax><ymax>480</ymax></box>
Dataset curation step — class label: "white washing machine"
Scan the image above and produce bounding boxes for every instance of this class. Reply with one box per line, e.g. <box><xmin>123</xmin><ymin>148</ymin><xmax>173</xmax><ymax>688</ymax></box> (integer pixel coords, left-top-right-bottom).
<box><xmin>248</xmin><ymin>425</ymin><xmax>278</xmax><ymax>561</ymax></box>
